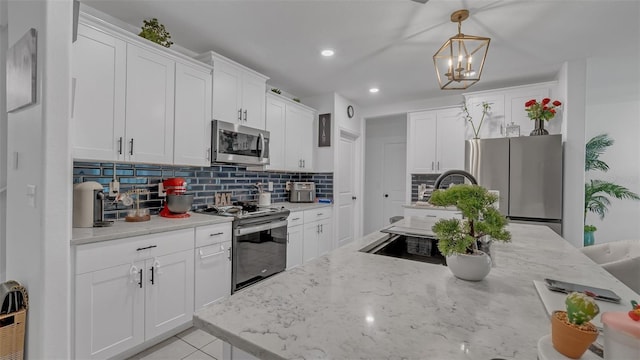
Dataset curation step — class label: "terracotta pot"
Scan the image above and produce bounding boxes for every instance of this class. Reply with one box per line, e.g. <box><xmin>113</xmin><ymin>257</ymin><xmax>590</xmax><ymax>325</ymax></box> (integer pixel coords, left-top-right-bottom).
<box><xmin>551</xmin><ymin>311</ymin><xmax>599</xmax><ymax>359</ymax></box>
<box><xmin>445</xmin><ymin>251</ymin><xmax>491</xmax><ymax>281</ymax></box>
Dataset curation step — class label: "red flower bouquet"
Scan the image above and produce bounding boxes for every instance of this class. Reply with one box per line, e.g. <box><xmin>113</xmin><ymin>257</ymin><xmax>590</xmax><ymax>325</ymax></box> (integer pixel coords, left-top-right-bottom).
<box><xmin>525</xmin><ymin>98</ymin><xmax>562</xmax><ymax>121</ymax></box>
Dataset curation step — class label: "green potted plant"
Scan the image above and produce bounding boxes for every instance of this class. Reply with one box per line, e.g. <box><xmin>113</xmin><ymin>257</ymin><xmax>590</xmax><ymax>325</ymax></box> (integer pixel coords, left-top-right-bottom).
<box><xmin>138</xmin><ymin>18</ymin><xmax>174</xmax><ymax>48</ymax></box>
<box><xmin>551</xmin><ymin>292</ymin><xmax>600</xmax><ymax>359</ymax></box>
<box><xmin>429</xmin><ymin>184</ymin><xmax>511</xmax><ymax>281</ymax></box>
<box><xmin>584</xmin><ymin>134</ymin><xmax>640</xmax><ymax>246</ymax></box>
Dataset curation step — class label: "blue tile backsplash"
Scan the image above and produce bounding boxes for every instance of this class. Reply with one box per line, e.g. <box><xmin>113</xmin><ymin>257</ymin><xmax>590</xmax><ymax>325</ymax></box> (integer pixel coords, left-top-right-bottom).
<box><xmin>74</xmin><ymin>162</ymin><xmax>333</xmax><ymax>220</ymax></box>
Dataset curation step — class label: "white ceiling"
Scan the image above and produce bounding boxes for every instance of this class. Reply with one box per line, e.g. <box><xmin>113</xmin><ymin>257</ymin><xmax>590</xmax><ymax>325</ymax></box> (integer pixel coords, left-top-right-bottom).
<box><xmin>83</xmin><ymin>0</ymin><xmax>640</xmax><ymax>108</ymax></box>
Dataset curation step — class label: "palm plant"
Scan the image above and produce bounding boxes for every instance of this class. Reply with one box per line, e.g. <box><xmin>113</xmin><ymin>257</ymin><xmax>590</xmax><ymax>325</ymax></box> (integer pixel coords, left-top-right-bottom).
<box><xmin>584</xmin><ymin>134</ymin><xmax>640</xmax><ymax>225</ymax></box>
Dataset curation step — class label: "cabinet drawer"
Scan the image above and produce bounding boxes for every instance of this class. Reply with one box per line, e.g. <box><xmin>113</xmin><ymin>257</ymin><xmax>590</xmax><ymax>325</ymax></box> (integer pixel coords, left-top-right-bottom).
<box><xmin>195</xmin><ymin>223</ymin><xmax>232</xmax><ymax>248</ymax></box>
<box><xmin>404</xmin><ymin>208</ymin><xmax>462</xmax><ymax>220</ymax></box>
<box><xmin>303</xmin><ymin>207</ymin><xmax>332</xmax><ymax>222</ymax></box>
<box><xmin>76</xmin><ymin>229</ymin><xmax>194</xmax><ymax>275</ymax></box>
<box><xmin>287</xmin><ymin>211</ymin><xmax>304</xmax><ymax>227</ymax></box>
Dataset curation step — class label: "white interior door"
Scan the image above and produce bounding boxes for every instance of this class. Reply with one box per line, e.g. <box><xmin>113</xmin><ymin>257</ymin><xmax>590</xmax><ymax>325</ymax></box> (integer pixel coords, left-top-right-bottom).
<box><xmin>337</xmin><ymin>132</ymin><xmax>359</xmax><ymax>248</ymax></box>
<box><xmin>382</xmin><ymin>142</ymin><xmax>406</xmax><ymax>224</ymax></box>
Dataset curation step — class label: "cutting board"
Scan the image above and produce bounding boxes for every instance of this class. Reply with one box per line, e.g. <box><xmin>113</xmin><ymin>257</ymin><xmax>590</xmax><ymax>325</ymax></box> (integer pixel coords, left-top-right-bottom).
<box><xmin>533</xmin><ymin>280</ymin><xmax>630</xmax><ymax>329</ymax></box>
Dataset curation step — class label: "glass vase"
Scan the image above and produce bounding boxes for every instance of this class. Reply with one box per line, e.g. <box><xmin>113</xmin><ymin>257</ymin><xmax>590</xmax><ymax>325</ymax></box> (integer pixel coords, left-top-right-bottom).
<box><xmin>530</xmin><ymin>119</ymin><xmax>549</xmax><ymax>136</ymax></box>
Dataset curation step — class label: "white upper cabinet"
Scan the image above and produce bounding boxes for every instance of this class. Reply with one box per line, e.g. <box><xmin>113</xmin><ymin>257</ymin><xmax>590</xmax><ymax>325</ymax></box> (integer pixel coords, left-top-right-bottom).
<box><xmin>407</xmin><ymin>107</ymin><xmax>465</xmax><ymax>174</ymax></box>
<box><xmin>125</xmin><ymin>44</ymin><xmax>175</xmax><ymax>164</ymax></box>
<box><xmin>463</xmin><ymin>82</ymin><xmax>558</xmax><ymax>138</ymax></box>
<box><xmin>258</xmin><ymin>93</ymin><xmax>316</xmax><ymax>172</ymax></box>
<box><xmin>197</xmin><ymin>52</ymin><xmax>269</xmax><ymax>130</ymax></box>
<box><xmin>72</xmin><ymin>23</ymin><xmax>126</xmax><ymax>162</ymax></box>
<box><xmin>174</xmin><ymin>63</ymin><xmax>213</xmax><ymax>166</ymax></box>
<box><xmin>72</xmin><ymin>13</ymin><xmax>214</xmax><ymax>165</ymax></box>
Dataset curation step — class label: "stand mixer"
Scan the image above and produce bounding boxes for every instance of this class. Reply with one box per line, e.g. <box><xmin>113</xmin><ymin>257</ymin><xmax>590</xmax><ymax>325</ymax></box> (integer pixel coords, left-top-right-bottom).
<box><xmin>159</xmin><ymin>177</ymin><xmax>193</xmax><ymax>218</ymax></box>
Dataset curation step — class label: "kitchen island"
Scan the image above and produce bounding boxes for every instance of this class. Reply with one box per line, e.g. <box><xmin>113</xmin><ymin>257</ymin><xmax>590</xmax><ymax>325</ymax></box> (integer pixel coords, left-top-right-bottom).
<box><xmin>194</xmin><ymin>218</ymin><xmax>638</xmax><ymax>359</ymax></box>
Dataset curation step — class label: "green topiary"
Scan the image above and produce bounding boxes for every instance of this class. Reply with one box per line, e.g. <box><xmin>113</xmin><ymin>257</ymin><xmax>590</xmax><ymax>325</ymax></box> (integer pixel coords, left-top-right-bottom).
<box><xmin>429</xmin><ymin>184</ymin><xmax>511</xmax><ymax>256</ymax></box>
<box><xmin>139</xmin><ymin>18</ymin><xmax>173</xmax><ymax>48</ymax></box>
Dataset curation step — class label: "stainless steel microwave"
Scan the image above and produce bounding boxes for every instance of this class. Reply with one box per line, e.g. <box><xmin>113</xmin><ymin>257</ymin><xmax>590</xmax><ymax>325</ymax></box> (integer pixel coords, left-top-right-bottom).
<box><xmin>211</xmin><ymin>120</ymin><xmax>270</xmax><ymax>166</ymax></box>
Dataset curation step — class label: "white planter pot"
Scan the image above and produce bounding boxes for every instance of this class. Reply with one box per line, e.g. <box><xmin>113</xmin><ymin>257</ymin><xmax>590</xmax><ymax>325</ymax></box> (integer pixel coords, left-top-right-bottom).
<box><xmin>445</xmin><ymin>251</ymin><xmax>492</xmax><ymax>281</ymax></box>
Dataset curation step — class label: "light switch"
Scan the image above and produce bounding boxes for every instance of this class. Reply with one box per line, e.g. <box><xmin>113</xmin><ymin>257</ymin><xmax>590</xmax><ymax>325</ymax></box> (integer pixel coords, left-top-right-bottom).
<box><xmin>26</xmin><ymin>184</ymin><xmax>36</xmax><ymax>207</ymax></box>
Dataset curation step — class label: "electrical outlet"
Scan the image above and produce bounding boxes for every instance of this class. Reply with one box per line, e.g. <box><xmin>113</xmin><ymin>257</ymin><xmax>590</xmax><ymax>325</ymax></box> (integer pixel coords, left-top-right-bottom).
<box><xmin>285</xmin><ymin>181</ymin><xmax>292</xmax><ymax>191</ymax></box>
<box><xmin>158</xmin><ymin>180</ymin><xmax>166</xmax><ymax>197</ymax></box>
<box><xmin>268</xmin><ymin>181</ymin><xmax>274</xmax><ymax>191</ymax></box>
<box><xmin>109</xmin><ymin>181</ymin><xmax>120</xmax><ymax>197</ymax></box>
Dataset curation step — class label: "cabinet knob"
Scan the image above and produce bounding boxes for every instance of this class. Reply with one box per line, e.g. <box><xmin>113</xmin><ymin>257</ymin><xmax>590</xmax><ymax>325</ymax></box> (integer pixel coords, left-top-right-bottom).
<box><xmin>352</xmin><ymin>196</ymin><xmax>357</xmax><ymax>200</ymax></box>
<box><xmin>384</xmin><ymin>194</ymin><xmax>389</xmax><ymax>198</ymax></box>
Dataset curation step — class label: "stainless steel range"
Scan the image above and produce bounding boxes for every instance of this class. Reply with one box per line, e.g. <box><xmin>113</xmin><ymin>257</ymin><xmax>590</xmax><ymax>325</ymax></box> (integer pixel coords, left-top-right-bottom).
<box><xmin>196</xmin><ymin>203</ymin><xmax>290</xmax><ymax>293</ymax></box>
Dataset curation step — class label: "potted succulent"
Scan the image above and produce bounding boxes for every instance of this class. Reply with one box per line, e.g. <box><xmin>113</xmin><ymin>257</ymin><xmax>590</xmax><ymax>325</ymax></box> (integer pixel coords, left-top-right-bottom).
<box><xmin>138</xmin><ymin>18</ymin><xmax>174</xmax><ymax>48</ymax></box>
<box><xmin>551</xmin><ymin>292</ymin><xmax>600</xmax><ymax>359</ymax></box>
<box><xmin>429</xmin><ymin>184</ymin><xmax>511</xmax><ymax>281</ymax></box>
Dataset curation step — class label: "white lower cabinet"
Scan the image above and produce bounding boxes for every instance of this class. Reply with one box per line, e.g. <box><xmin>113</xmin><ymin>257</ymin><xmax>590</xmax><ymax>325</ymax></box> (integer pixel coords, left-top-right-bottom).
<box><xmin>301</xmin><ymin>208</ymin><xmax>333</xmax><ymax>263</ymax></box>
<box><xmin>74</xmin><ymin>229</ymin><xmax>194</xmax><ymax>360</ymax></box>
<box><xmin>286</xmin><ymin>212</ymin><xmax>304</xmax><ymax>269</ymax></box>
<box><xmin>194</xmin><ymin>223</ymin><xmax>232</xmax><ymax>310</ymax></box>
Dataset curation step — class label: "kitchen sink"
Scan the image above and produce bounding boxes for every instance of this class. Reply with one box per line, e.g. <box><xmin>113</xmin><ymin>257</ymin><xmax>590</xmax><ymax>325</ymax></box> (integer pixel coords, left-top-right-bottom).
<box><xmin>360</xmin><ymin>234</ymin><xmax>446</xmax><ymax>265</ymax></box>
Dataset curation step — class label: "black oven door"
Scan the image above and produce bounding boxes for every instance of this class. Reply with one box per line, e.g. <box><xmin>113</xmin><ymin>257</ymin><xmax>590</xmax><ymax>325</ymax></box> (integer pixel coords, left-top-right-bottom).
<box><xmin>232</xmin><ymin>219</ymin><xmax>287</xmax><ymax>292</ymax></box>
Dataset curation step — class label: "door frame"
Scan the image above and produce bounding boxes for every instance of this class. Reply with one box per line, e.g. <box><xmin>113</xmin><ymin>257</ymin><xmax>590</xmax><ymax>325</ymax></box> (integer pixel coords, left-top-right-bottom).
<box><xmin>334</xmin><ymin>128</ymin><xmax>362</xmax><ymax>249</ymax></box>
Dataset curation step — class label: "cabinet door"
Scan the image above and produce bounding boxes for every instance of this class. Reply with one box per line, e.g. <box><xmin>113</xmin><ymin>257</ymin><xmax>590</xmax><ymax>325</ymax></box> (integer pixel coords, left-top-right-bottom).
<box><xmin>286</xmin><ymin>225</ymin><xmax>304</xmax><ymax>270</ymax></box>
<box><xmin>464</xmin><ymin>94</ymin><xmax>505</xmax><ymax>139</ymax></box>
<box><xmin>241</xmin><ymin>72</ymin><xmax>266</xmax><ymax>129</ymax></box>
<box><xmin>213</xmin><ymin>61</ymin><xmax>242</xmax><ymax>123</ymax></box>
<box><xmin>72</xmin><ymin>24</ymin><xmax>126</xmax><ymax>162</ymax></box>
<box><xmin>264</xmin><ymin>96</ymin><xmax>286</xmax><ymax>170</ymax></box>
<box><xmin>194</xmin><ymin>241</ymin><xmax>231</xmax><ymax>311</ymax></box>
<box><xmin>144</xmin><ymin>249</ymin><xmax>194</xmax><ymax>339</ymax></box>
<box><xmin>285</xmin><ymin>106</ymin><xmax>305</xmax><ymax>171</ymax></box>
<box><xmin>75</xmin><ymin>262</ymin><xmax>144</xmax><ymax>360</ymax></box>
<box><xmin>317</xmin><ymin>218</ymin><xmax>333</xmax><ymax>256</ymax></box>
<box><xmin>174</xmin><ymin>63</ymin><xmax>212</xmax><ymax>166</ymax></box>
<box><xmin>436</xmin><ymin>108</ymin><xmax>466</xmax><ymax>172</ymax></box>
<box><xmin>302</xmin><ymin>222</ymin><xmax>319</xmax><ymax>263</ymax></box>
<box><xmin>298</xmin><ymin>108</ymin><xmax>315</xmax><ymax>171</ymax></box>
<box><xmin>505</xmin><ymin>86</ymin><xmax>551</xmax><ymax>135</ymax></box>
<box><xmin>125</xmin><ymin>44</ymin><xmax>175</xmax><ymax>164</ymax></box>
<box><xmin>408</xmin><ymin>111</ymin><xmax>437</xmax><ymax>173</ymax></box>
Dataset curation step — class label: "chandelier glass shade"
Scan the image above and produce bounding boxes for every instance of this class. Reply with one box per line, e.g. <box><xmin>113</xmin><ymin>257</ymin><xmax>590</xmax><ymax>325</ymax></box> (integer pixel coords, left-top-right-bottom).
<box><xmin>433</xmin><ymin>9</ymin><xmax>490</xmax><ymax>90</ymax></box>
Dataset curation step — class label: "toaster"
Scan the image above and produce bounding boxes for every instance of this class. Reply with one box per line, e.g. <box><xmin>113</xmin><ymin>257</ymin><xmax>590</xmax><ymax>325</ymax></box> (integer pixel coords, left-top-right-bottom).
<box><xmin>289</xmin><ymin>182</ymin><xmax>315</xmax><ymax>203</ymax></box>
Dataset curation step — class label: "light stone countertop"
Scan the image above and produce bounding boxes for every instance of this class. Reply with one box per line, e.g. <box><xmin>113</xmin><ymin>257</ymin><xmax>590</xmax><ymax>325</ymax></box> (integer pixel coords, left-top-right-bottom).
<box><xmin>194</xmin><ymin>217</ymin><xmax>639</xmax><ymax>360</ymax></box>
<box><xmin>402</xmin><ymin>202</ymin><xmax>459</xmax><ymax>211</ymax></box>
<box><xmin>276</xmin><ymin>201</ymin><xmax>332</xmax><ymax>212</ymax></box>
<box><xmin>71</xmin><ymin>213</ymin><xmax>232</xmax><ymax>245</ymax></box>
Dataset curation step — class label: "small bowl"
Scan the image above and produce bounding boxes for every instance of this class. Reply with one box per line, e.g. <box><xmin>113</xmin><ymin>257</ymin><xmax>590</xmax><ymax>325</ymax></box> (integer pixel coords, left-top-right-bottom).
<box><xmin>166</xmin><ymin>194</ymin><xmax>194</xmax><ymax>213</ymax></box>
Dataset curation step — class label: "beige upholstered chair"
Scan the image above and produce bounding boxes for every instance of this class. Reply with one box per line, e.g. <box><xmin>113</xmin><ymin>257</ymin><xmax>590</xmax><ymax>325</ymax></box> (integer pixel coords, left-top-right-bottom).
<box><xmin>581</xmin><ymin>239</ymin><xmax>640</xmax><ymax>295</ymax></box>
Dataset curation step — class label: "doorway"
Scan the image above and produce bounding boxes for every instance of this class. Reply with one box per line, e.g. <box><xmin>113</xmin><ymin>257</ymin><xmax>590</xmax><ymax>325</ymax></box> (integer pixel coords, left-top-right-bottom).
<box><xmin>336</xmin><ymin>129</ymin><xmax>361</xmax><ymax>248</ymax></box>
<box><xmin>364</xmin><ymin>114</ymin><xmax>407</xmax><ymax>234</ymax></box>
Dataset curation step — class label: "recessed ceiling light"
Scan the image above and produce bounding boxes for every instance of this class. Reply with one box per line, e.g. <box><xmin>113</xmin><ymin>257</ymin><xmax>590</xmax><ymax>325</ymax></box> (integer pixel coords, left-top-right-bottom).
<box><xmin>369</xmin><ymin>88</ymin><xmax>379</xmax><ymax>93</ymax></box>
<box><xmin>321</xmin><ymin>49</ymin><xmax>335</xmax><ymax>57</ymax></box>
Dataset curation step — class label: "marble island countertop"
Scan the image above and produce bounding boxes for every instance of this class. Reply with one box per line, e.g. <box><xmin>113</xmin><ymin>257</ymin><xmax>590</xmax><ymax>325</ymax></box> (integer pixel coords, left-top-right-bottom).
<box><xmin>194</xmin><ymin>218</ymin><xmax>639</xmax><ymax>359</ymax></box>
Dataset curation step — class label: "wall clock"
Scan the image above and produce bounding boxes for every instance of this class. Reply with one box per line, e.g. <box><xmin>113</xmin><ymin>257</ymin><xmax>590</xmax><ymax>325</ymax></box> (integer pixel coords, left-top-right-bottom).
<box><xmin>347</xmin><ymin>105</ymin><xmax>354</xmax><ymax>118</ymax></box>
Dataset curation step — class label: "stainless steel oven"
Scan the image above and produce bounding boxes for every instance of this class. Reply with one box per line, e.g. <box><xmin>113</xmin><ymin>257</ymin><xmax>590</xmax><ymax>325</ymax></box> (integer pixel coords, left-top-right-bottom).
<box><xmin>211</xmin><ymin>120</ymin><xmax>270</xmax><ymax>166</ymax></box>
<box><xmin>232</xmin><ymin>213</ymin><xmax>288</xmax><ymax>292</ymax></box>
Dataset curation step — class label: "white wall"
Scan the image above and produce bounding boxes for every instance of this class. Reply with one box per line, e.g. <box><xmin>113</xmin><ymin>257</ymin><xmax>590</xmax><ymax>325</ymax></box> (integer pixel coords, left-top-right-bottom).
<box><xmin>0</xmin><ymin>0</ymin><xmax>7</xmax><ymax>282</ymax></box>
<box><xmin>6</xmin><ymin>0</ymin><xmax>72</xmax><ymax>358</ymax></box>
<box><xmin>361</xmin><ymin>93</ymin><xmax>462</xmax><ymax>119</ymax></box>
<box><xmin>584</xmin><ymin>55</ymin><xmax>640</xmax><ymax>243</ymax></box>
<box><xmin>559</xmin><ymin>60</ymin><xmax>587</xmax><ymax>248</ymax></box>
<box><xmin>363</xmin><ymin>114</ymin><xmax>406</xmax><ymax>234</ymax></box>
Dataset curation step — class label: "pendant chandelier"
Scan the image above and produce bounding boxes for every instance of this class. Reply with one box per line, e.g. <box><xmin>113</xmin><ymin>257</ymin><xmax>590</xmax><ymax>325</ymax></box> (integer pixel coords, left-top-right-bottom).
<box><xmin>433</xmin><ymin>9</ymin><xmax>490</xmax><ymax>90</ymax></box>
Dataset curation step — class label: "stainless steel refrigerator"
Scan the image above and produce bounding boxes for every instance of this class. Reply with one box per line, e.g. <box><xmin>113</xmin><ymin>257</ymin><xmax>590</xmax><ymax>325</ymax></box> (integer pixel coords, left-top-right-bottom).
<box><xmin>465</xmin><ymin>134</ymin><xmax>563</xmax><ymax>235</ymax></box>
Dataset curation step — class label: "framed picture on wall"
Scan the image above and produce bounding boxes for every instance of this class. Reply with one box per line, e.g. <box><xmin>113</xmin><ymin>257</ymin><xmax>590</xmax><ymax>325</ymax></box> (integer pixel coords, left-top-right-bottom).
<box><xmin>7</xmin><ymin>28</ymin><xmax>38</xmax><ymax>113</ymax></box>
<box><xmin>318</xmin><ymin>113</ymin><xmax>331</xmax><ymax>147</ymax></box>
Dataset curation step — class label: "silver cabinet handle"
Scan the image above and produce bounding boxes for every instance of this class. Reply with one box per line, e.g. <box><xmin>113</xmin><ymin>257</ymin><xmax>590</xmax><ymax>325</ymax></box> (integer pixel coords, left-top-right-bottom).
<box><xmin>238</xmin><ymin>109</ymin><xmax>242</xmax><ymax>121</ymax></box>
<box><xmin>431</xmin><ymin>161</ymin><xmax>434</xmax><ymax>170</ymax></box>
<box><xmin>291</xmin><ymin>217</ymin><xmax>301</xmax><ymax>221</ymax></box>
<box><xmin>210</xmin><ymin>232</ymin><xmax>224</xmax><ymax>237</ymax></box>
<box><xmin>437</xmin><ymin>161</ymin><xmax>440</xmax><ymax>170</ymax></box>
<box><xmin>317</xmin><ymin>213</ymin><xmax>323</xmax><ymax>216</ymax></box>
<box><xmin>199</xmin><ymin>244</ymin><xmax>225</xmax><ymax>259</ymax></box>
<box><xmin>227</xmin><ymin>247</ymin><xmax>231</xmax><ymax>261</ymax></box>
<box><xmin>299</xmin><ymin>159</ymin><xmax>302</xmax><ymax>168</ymax></box>
<box><xmin>258</xmin><ymin>133</ymin><xmax>265</xmax><ymax>161</ymax></box>
<box><xmin>426</xmin><ymin>215</ymin><xmax>437</xmax><ymax>218</ymax></box>
<box><xmin>129</xmin><ymin>138</ymin><xmax>134</xmax><ymax>156</ymax></box>
<box><xmin>243</xmin><ymin>109</ymin><xmax>247</xmax><ymax>121</ymax></box>
<box><xmin>118</xmin><ymin>137</ymin><xmax>123</xmax><ymax>155</ymax></box>
<box><xmin>302</xmin><ymin>159</ymin><xmax>305</xmax><ymax>168</ymax></box>
<box><xmin>206</xmin><ymin>148</ymin><xmax>211</xmax><ymax>160</ymax></box>
<box><xmin>320</xmin><ymin>224</ymin><xmax>323</xmax><ymax>233</ymax></box>
<box><xmin>317</xmin><ymin>225</ymin><xmax>320</xmax><ymax>234</ymax></box>
<box><xmin>287</xmin><ymin>232</ymin><xmax>290</xmax><ymax>243</ymax></box>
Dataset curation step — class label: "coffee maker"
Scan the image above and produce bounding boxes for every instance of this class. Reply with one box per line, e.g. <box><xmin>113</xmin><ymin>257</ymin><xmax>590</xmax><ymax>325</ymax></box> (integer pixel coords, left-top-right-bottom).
<box><xmin>73</xmin><ymin>181</ymin><xmax>113</xmax><ymax>228</ymax></box>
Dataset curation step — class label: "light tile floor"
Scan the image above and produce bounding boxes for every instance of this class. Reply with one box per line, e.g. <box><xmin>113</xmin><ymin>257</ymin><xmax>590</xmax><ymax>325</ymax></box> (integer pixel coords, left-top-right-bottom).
<box><xmin>127</xmin><ymin>327</ymin><xmax>224</xmax><ymax>360</ymax></box>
